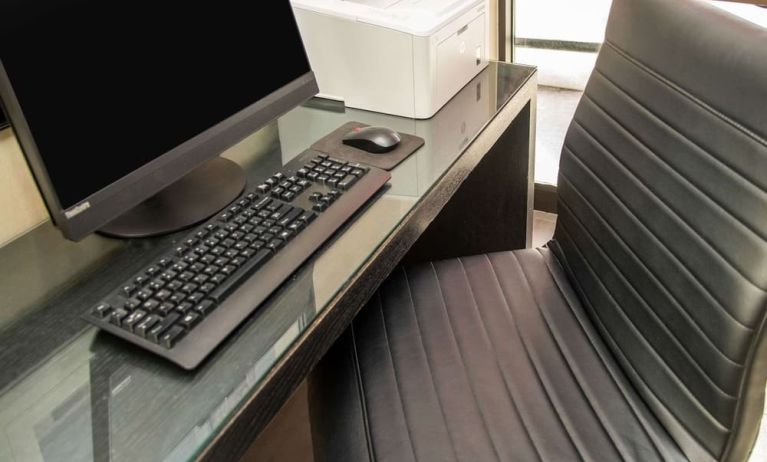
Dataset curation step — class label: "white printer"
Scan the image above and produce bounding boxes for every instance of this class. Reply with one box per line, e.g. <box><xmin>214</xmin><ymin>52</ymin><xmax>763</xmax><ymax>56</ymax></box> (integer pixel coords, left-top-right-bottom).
<box><xmin>290</xmin><ymin>0</ymin><xmax>490</xmax><ymax>119</ymax></box>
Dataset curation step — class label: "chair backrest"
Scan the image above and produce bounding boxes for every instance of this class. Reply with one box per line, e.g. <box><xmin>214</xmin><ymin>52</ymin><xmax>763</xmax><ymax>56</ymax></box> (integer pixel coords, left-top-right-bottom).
<box><xmin>551</xmin><ymin>0</ymin><xmax>767</xmax><ymax>460</ymax></box>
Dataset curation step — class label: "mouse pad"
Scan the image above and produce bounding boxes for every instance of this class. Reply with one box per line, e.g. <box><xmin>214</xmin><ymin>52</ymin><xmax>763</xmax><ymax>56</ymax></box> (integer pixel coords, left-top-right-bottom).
<box><xmin>310</xmin><ymin>121</ymin><xmax>425</xmax><ymax>171</ymax></box>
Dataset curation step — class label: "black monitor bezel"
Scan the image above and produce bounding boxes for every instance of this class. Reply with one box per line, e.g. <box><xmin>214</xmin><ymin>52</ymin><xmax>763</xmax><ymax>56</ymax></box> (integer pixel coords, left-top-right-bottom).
<box><xmin>0</xmin><ymin>33</ymin><xmax>317</xmax><ymax>242</ymax></box>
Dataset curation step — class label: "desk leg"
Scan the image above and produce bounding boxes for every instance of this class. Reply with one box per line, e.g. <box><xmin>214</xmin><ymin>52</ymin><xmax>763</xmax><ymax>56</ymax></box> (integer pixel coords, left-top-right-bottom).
<box><xmin>403</xmin><ymin>99</ymin><xmax>535</xmax><ymax>264</ymax></box>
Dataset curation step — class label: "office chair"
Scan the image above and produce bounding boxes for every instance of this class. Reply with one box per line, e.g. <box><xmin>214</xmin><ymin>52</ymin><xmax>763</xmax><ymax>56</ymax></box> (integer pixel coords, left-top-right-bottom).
<box><xmin>307</xmin><ymin>0</ymin><xmax>767</xmax><ymax>460</ymax></box>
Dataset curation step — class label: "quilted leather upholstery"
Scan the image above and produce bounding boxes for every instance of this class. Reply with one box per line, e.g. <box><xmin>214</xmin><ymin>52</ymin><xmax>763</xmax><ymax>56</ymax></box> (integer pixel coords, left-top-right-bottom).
<box><xmin>310</xmin><ymin>250</ymin><xmax>688</xmax><ymax>461</ymax></box>
<box><xmin>554</xmin><ymin>0</ymin><xmax>767</xmax><ymax>460</ymax></box>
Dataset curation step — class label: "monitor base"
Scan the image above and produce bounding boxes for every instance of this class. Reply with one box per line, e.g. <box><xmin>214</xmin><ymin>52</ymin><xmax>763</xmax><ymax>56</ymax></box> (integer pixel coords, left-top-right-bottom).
<box><xmin>99</xmin><ymin>157</ymin><xmax>246</xmax><ymax>239</ymax></box>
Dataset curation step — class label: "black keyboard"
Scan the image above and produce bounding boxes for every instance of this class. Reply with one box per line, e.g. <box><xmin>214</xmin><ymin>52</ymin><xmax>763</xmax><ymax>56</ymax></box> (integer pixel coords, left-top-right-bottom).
<box><xmin>83</xmin><ymin>151</ymin><xmax>390</xmax><ymax>369</ymax></box>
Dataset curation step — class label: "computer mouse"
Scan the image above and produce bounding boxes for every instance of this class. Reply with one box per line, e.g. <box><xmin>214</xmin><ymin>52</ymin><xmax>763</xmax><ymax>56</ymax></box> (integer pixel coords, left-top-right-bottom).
<box><xmin>342</xmin><ymin>126</ymin><xmax>401</xmax><ymax>154</ymax></box>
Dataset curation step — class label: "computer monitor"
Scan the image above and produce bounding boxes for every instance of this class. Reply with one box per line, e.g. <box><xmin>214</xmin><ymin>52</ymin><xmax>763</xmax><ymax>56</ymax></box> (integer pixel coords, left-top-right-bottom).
<box><xmin>0</xmin><ymin>0</ymin><xmax>318</xmax><ymax>241</ymax></box>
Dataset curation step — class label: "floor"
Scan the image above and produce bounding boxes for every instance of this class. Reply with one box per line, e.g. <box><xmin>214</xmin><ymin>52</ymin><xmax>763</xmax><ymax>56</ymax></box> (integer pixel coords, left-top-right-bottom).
<box><xmin>534</xmin><ymin>86</ymin><xmax>583</xmax><ymax>185</ymax></box>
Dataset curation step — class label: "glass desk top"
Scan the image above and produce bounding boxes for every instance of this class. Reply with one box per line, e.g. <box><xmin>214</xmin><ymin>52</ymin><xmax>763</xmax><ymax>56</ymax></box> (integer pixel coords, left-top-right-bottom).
<box><xmin>0</xmin><ymin>62</ymin><xmax>535</xmax><ymax>462</ymax></box>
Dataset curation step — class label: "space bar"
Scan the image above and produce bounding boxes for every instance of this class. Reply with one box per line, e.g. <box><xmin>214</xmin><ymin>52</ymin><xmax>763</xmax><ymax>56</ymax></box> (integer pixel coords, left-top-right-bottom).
<box><xmin>208</xmin><ymin>249</ymin><xmax>272</xmax><ymax>302</ymax></box>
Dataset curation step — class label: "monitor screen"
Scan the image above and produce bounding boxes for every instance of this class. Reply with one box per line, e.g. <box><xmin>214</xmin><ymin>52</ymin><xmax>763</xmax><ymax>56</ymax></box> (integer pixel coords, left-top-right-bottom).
<box><xmin>0</xmin><ymin>0</ymin><xmax>314</xmax><ymax>237</ymax></box>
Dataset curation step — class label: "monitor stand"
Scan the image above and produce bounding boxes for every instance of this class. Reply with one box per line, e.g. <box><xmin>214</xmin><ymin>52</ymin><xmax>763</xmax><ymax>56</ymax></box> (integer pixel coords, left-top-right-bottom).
<box><xmin>99</xmin><ymin>157</ymin><xmax>246</xmax><ymax>239</ymax></box>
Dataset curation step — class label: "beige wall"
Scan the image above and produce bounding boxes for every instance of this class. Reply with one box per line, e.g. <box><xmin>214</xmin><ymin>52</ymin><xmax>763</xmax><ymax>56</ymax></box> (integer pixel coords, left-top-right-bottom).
<box><xmin>488</xmin><ymin>0</ymin><xmax>499</xmax><ymax>60</ymax></box>
<box><xmin>0</xmin><ymin>128</ymin><xmax>48</xmax><ymax>246</ymax></box>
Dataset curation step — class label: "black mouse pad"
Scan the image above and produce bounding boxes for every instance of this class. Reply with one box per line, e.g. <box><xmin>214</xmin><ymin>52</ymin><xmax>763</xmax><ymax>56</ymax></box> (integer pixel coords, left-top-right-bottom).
<box><xmin>310</xmin><ymin>121</ymin><xmax>425</xmax><ymax>171</ymax></box>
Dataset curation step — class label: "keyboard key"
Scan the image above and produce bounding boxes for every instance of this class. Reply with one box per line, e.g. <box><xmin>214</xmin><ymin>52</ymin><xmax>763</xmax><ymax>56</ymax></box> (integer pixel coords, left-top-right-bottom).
<box><xmin>211</xmin><ymin>273</ymin><xmax>227</xmax><ymax>284</ymax></box>
<box><xmin>338</xmin><ymin>175</ymin><xmax>357</xmax><ymax>189</ymax></box>
<box><xmin>213</xmin><ymin>257</ymin><xmax>230</xmax><ymax>267</ymax></box>
<box><xmin>92</xmin><ymin>302</ymin><xmax>111</xmax><ymax>318</ymax></box>
<box><xmin>169</xmin><ymin>292</ymin><xmax>186</xmax><ymax>304</ymax></box>
<box><xmin>122</xmin><ymin>309</ymin><xmax>146</xmax><ymax>332</ymax></box>
<box><xmin>266</xmin><ymin>239</ymin><xmax>285</xmax><ymax>251</ymax></box>
<box><xmin>187</xmin><ymin>292</ymin><xmax>205</xmax><ymax>304</ymax></box>
<box><xmin>251</xmin><ymin>197</ymin><xmax>271</xmax><ymax>212</ymax></box>
<box><xmin>142</xmin><ymin>299</ymin><xmax>160</xmax><ymax>312</ymax></box>
<box><xmin>166</xmin><ymin>280</ymin><xmax>183</xmax><ymax>291</ymax></box>
<box><xmin>179</xmin><ymin>312</ymin><xmax>201</xmax><ymax>329</ymax></box>
<box><xmin>160</xmin><ymin>325</ymin><xmax>186</xmax><ymax>348</ymax></box>
<box><xmin>194</xmin><ymin>300</ymin><xmax>216</xmax><ymax>316</ymax></box>
<box><xmin>158</xmin><ymin>258</ymin><xmax>173</xmax><ymax>267</ymax></box>
<box><xmin>178</xmin><ymin>271</ymin><xmax>195</xmax><ymax>281</ymax></box>
<box><xmin>155</xmin><ymin>289</ymin><xmax>172</xmax><ymax>301</ymax></box>
<box><xmin>176</xmin><ymin>302</ymin><xmax>194</xmax><ymax>314</ymax></box>
<box><xmin>209</xmin><ymin>249</ymin><xmax>272</xmax><ymax>302</ymax></box>
<box><xmin>278</xmin><ymin>230</ymin><xmax>294</xmax><ymax>241</ymax></box>
<box><xmin>231</xmin><ymin>256</ymin><xmax>247</xmax><ymax>267</ymax></box>
<box><xmin>190</xmin><ymin>262</ymin><xmax>206</xmax><ymax>272</ymax></box>
<box><xmin>161</xmin><ymin>270</ymin><xmax>178</xmax><ymax>281</ymax></box>
<box><xmin>109</xmin><ymin>308</ymin><xmax>129</xmax><ymax>326</ymax></box>
<box><xmin>192</xmin><ymin>274</ymin><xmax>209</xmax><ymax>284</ymax></box>
<box><xmin>136</xmin><ymin>289</ymin><xmax>153</xmax><ymax>301</ymax></box>
<box><xmin>157</xmin><ymin>302</ymin><xmax>176</xmax><ymax>315</ymax></box>
<box><xmin>181</xmin><ymin>283</ymin><xmax>198</xmax><ymax>294</ymax></box>
<box><xmin>134</xmin><ymin>275</ymin><xmax>149</xmax><ymax>286</ymax></box>
<box><xmin>200</xmin><ymin>282</ymin><xmax>217</xmax><ymax>293</ymax></box>
<box><xmin>148</xmin><ymin>313</ymin><xmax>180</xmax><ymax>343</ymax></box>
<box><xmin>278</xmin><ymin>208</ymin><xmax>303</xmax><ymax>227</ymax></box>
<box><xmin>312</xmin><ymin>202</ymin><xmax>327</xmax><ymax>212</ymax></box>
<box><xmin>124</xmin><ymin>298</ymin><xmax>140</xmax><ymax>310</ymax></box>
<box><xmin>122</xmin><ymin>284</ymin><xmax>137</xmax><ymax>296</ymax></box>
<box><xmin>135</xmin><ymin>315</ymin><xmax>160</xmax><ymax>338</ymax></box>
<box><xmin>298</xmin><ymin>211</ymin><xmax>317</xmax><ymax>223</ymax></box>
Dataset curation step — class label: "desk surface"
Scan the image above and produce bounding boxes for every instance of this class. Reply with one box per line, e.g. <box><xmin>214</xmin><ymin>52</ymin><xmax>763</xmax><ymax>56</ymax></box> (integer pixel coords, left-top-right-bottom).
<box><xmin>0</xmin><ymin>62</ymin><xmax>535</xmax><ymax>462</ymax></box>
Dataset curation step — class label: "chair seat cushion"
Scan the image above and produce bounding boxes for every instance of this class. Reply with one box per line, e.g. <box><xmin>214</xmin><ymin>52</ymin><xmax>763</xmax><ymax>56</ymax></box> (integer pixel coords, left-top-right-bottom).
<box><xmin>309</xmin><ymin>248</ymin><xmax>688</xmax><ymax>461</ymax></box>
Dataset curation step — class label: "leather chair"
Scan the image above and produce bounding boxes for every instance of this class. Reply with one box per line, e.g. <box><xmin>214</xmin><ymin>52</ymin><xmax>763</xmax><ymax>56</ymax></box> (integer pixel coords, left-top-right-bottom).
<box><xmin>307</xmin><ymin>0</ymin><xmax>767</xmax><ymax>460</ymax></box>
